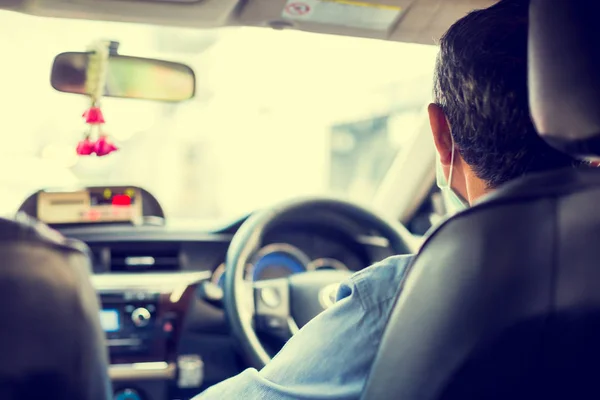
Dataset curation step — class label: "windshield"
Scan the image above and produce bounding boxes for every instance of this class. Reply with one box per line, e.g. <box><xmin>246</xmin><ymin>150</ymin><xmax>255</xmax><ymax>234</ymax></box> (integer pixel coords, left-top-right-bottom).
<box><xmin>0</xmin><ymin>10</ymin><xmax>438</xmax><ymax>221</ymax></box>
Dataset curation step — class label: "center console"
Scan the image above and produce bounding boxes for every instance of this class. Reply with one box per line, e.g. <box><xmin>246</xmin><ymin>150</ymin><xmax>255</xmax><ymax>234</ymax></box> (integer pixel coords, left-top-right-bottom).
<box><xmin>100</xmin><ymin>290</ymin><xmax>171</xmax><ymax>364</ymax></box>
<box><xmin>92</xmin><ymin>272</ymin><xmax>209</xmax><ymax>400</ymax></box>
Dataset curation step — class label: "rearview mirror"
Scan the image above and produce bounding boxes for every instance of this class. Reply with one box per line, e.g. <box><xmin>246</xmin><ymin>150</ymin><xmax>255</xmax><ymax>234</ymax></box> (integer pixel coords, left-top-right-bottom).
<box><xmin>50</xmin><ymin>52</ymin><xmax>195</xmax><ymax>102</ymax></box>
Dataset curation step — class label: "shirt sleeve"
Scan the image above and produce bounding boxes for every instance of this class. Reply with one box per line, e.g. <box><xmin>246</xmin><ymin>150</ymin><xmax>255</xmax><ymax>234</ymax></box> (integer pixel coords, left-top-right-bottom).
<box><xmin>194</xmin><ymin>255</ymin><xmax>413</xmax><ymax>400</ymax></box>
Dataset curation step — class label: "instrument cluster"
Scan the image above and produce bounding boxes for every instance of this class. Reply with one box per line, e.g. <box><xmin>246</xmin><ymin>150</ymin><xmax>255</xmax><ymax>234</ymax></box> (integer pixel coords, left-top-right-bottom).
<box><xmin>211</xmin><ymin>243</ymin><xmax>350</xmax><ymax>287</ymax></box>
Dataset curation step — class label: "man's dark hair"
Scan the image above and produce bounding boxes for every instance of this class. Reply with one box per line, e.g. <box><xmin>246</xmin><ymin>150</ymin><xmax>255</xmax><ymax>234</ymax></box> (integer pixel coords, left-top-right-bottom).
<box><xmin>434</xmin><ymin>0</ymin><xmax>583</xmax><ymax>188</ymax></box>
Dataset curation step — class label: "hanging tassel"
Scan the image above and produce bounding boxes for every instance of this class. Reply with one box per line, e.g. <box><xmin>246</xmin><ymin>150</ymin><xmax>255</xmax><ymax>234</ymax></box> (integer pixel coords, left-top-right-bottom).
<box><xmin>83</xmin><ymin>107</ymin><xmax>105</xmax><ymax>124</ymax></box>
<box><xmin>76</xmin><ymin>136</ymin><xmax>96</xmax><ymax>155</ymax></box>
<box><xmin>94</xmin><ymin>135</ymin><xmax>118</xmax><ymax>157</ymax></box>
<box><xmin>76</xmin><ymin>41</ymin><xmax>114</xmax><ymax>157</ymax></box>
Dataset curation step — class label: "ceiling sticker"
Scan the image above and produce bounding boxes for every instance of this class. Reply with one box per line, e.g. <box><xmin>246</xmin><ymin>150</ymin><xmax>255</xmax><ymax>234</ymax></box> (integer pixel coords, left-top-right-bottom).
<box><xmin>284</xmin><ymin>2</ymin><xmax>314</xmax><ymax>17</ymax></box>
<box><xmin>281</xmin><ymin>0</ymin><xmax>403</xmax><ymax>31</ymax></box>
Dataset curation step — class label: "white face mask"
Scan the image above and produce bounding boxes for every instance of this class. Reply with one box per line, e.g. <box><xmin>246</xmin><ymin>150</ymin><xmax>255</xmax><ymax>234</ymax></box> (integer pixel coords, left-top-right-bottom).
<box><xmin>436</xmin><ymin>135</ymin><xmax>469</xmax><ymax>214</ymax></box>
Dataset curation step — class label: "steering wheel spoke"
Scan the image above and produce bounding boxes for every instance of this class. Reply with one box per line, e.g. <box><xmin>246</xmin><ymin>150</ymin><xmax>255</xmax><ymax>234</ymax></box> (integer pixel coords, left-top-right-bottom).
<box><xmin>253</xmin><ymin>279</ymin><xmax>297</xmax><ymax>340</ymax></box>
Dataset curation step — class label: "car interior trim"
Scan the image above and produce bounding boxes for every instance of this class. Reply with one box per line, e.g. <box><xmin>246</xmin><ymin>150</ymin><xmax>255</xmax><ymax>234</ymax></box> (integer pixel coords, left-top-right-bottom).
<box><xmin>92</xmin><ymin>271</ymin><xmax>212</xmax><ymax>292</ymax></box>
<box><xmin>108</xmin><ymin>362</ymin><xmax>176</xmax><ymax>381</ymax></box>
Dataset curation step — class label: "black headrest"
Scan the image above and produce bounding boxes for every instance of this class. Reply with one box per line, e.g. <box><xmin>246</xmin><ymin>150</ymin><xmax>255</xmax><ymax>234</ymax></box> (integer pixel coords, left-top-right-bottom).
<box><xmin>529</xmin><ymin>1</ymin><xmax>600</xmax><ymax>158</ymax></box>
<box><xmin>0</xmin><ymin>215</ymin><xmax>111</xmax><ymax>400</ymax></box>
<box><xmin>362</xmin><ymin>167</ymin><xmax>600</xmax><ymax>399</ymax></box>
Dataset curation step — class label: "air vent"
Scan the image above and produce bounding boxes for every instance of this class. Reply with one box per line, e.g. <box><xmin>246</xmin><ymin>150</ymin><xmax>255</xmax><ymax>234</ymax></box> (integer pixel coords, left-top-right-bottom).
<box><xmin>110</xmin><ymin>243</ymin><xmax>180</xmax><ymax>272</ymax></box>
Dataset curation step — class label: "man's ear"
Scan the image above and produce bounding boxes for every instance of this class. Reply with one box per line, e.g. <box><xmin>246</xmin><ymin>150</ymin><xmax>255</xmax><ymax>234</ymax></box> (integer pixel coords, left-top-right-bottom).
<box><xmin>428</xmin><ymin>103</ymin><xmax>453</xmax><ymax>165</ymax></box>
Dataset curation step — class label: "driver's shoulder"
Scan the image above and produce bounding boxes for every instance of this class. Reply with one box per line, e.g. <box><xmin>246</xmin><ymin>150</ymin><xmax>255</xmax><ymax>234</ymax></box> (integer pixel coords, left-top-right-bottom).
<box><xmin>337</xmin><ymin>254</ymin><xmax>414</xmax><ymax>311</ymax></box>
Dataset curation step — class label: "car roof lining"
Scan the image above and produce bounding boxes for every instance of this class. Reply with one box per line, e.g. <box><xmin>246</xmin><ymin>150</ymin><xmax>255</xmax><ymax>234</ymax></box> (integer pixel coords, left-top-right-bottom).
<box><xmin>0</xmin><ymin>0</ymin><xmax>496</xmax><ymax>46</ymax></box>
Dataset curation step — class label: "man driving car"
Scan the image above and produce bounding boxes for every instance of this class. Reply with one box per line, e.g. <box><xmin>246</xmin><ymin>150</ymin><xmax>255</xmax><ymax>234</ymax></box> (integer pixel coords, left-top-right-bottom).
<box><xmin>197</xmin><ymin>1</ymin><xmax>585</xmax><ymax>398</ymax></box>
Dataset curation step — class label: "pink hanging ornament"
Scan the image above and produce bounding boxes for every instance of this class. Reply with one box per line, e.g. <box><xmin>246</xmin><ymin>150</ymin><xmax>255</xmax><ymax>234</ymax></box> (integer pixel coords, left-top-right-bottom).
<box><xmin>82</xmin><ymin>107</ymin><xmax>105</xmax><ymax>124</ymax></box>
<box><xmin>76</xmin><ymin>137</ymin><xmax>96</xmax><ymax>155</ymax></box>
<box><xmin>94</xmin><ymin>135</ymin><xmax>118</xmax><ymax>156</ymax></box>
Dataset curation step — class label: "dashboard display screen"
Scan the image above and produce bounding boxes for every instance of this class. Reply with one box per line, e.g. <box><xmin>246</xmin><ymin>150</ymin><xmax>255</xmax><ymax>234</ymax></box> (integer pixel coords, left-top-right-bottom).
<box><xmin>99</xmin><ymin>309</ymin><xmax>120</xmax><ymax>332</ymax></box>
<box><xmin>37</xmin><ymin>187</ymin><xmax>143</xmax><ymax>224</ymax></box>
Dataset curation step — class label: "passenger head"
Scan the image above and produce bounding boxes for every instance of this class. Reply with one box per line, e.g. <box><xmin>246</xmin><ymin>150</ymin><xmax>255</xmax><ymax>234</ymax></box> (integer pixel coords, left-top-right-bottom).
<box><xmin>428</xmin><ymin>0</ymin><xmax>584</xmax><ymax>204</ymax></box>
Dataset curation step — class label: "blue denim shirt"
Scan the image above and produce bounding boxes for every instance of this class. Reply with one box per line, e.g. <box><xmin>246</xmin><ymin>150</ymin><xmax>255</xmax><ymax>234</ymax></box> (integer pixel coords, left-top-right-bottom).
<box><xmin>195</xmin><ymin>254</ymin><xmax>414</xmax><ymax>400</ymax></box>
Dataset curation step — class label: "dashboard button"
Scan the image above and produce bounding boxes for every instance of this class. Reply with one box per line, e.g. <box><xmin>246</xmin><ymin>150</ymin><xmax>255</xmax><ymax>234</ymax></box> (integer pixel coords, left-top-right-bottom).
<box><xmin>131</xmin><ymin>307</ymin><xmax>151</xmax><ymax>327</ymax></box>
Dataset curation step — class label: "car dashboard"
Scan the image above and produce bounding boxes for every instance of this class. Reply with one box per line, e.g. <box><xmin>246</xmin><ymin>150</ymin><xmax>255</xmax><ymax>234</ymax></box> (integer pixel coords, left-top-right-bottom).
<box><xmin>56</xmin><ymin>215</ymin><xmax>395</xmax><ymax>400</ymax></box>
<box><xmin>15</xmin><ymin>186</ymin><xmax>401</xmax><ymax>399</ymax></box>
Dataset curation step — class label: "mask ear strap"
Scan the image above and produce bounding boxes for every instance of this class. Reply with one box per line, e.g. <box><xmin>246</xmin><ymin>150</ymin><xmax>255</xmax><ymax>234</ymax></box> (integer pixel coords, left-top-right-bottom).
<box><xmin>448</xmin><ymin>134</ymin><xmax>456</xmax><ymax>187</ymax></box>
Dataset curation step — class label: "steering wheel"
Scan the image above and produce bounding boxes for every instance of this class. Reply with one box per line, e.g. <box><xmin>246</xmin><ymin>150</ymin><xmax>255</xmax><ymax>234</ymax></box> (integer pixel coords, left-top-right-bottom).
<box><xmin>223</xmin><ymin>198</ymin><xmax>414</xmax><ymax>369</ymax></box>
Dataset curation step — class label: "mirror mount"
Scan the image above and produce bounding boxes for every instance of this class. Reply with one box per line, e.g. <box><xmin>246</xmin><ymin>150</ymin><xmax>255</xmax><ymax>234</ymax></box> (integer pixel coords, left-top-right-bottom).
<box><xmin>108</xmin><ymin>41</ymin><xmax>120</xmax><ymax>57</ymax></box>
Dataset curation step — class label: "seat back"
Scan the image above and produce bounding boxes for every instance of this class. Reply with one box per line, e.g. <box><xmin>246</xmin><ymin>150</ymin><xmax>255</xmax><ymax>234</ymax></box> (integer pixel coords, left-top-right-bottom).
<box><xmin>0</xmin><ymin>215</ymin><xmax>110</xmax><ymax>400</ymax></box>
<box><xmin>362</xmin><ymin>168</ymin><xmax>600</xmax><ymax>399</ymax></box>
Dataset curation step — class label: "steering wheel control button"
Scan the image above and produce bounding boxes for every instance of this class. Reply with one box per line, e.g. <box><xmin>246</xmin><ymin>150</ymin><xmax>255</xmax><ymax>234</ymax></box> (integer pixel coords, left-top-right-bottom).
<box><xmin>114</xmin><ymin>389</ymin><xmax>142</xmax><ymax>400</ymax></box>
<box><xmin>131</xmin><ymin>307</ymin><xmax>151</xmax><ymax>327</ymax></box>
<box><xmin>319</xmin><ymin>283</ymin><xmax>340</xmax><ymax>309</ymax></box>
<box><xmin>260</xmin><ymin>287</ymin><xmax>281</xmax><ymax>308</ymax></box>
<box><xmin>263</xmin><ymin>316</ymin><xmax>286</xmax><ymax>330</ymax></box>
<box><xmin>267</xmin><ymin>317</ymin><xmax>284</xmax><ymax>329</ymax></box>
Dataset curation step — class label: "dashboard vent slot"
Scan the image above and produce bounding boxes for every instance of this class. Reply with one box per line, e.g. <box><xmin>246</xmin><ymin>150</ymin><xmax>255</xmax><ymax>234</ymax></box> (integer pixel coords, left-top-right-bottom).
<box><xmin>110</xmin><ymin>243</ymin><xmax>180</xmax><ymax>272</ymax></box>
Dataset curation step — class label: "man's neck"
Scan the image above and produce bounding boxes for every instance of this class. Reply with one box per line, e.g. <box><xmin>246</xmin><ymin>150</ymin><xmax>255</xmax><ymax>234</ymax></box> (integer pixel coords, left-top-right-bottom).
<box><xmin>464</xmin><ymin>168</ymin><xmax>490</xmax><ymax>204</ymax></box>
